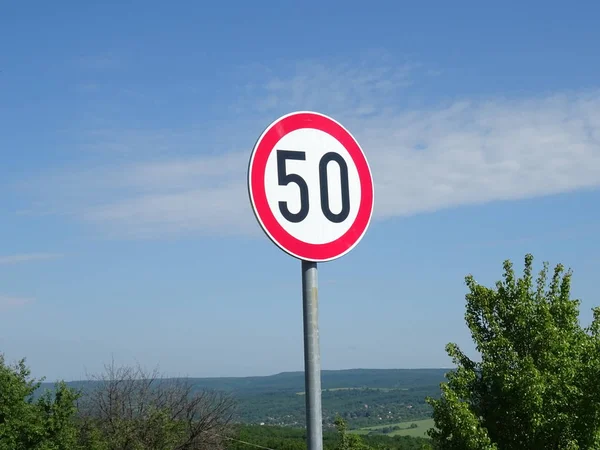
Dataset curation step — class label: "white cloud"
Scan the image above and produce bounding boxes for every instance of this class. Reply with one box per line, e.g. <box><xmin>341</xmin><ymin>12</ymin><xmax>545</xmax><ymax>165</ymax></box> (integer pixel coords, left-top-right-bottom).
<box><xmin>83</xmin><ymin>182</ymin><xmax>254</xmax><ymax>238</ymax></box>
<box><xmin>0</xmin><ymin>253</ymin><xmax>63</xmax><ymax>265</ymax></box>
<box><xmin>350</xmin><ymin>92</ymin><xmax>600</xmax><ymax>218</ymax></box>
<box><xmin>240</xmin><ymin>57</ymin><xmax>418</xmax><ymax>116</ymax></box>
<box><xmin>0</xmin><ymin>296</ymin><xmax>33</xmax><ymax>311</ymax></box>
<box><xmin>17</xmin><ymin>60</ymin><xmax>600</xmax><ymax>238</ymax></box>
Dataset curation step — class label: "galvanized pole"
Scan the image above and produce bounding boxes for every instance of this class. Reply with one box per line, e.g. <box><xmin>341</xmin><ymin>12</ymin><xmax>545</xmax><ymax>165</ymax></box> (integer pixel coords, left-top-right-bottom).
<box><xmin>302</xmin><ymin>260</ymin><xmax>323</xmax><ymax>450</ymax></box>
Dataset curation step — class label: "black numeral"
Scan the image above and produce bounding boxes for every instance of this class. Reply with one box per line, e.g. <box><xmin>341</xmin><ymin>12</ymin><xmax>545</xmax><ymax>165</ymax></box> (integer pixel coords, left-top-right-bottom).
<box><xmin>276</xmin><ymin>149</ymin><xmax>351</xmax><ymax>224</ymax></box>
<box><xmin>319</xmin><ymin>152</ymin><xmax>350</xmax><ymax>223</ymax></box>
<box><xmin>277</xmin><ymin>150</ymin><xmax>310</xmax><ymax>223</ymax></box>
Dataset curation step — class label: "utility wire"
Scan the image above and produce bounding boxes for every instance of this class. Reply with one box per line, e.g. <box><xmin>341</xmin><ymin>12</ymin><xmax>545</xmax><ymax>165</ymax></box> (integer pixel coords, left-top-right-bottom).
<box><xmin>220</xmin><ymin>435</ymin><xmax>278</xmax><ymax>450</ymax></box>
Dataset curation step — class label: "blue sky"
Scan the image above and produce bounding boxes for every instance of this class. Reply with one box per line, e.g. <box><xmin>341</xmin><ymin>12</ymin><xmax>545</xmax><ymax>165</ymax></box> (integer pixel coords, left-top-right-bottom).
<box><xmin>1</xmin><ymin>1</ymin><xmax>600</xmax><ymax>382</ymax></box>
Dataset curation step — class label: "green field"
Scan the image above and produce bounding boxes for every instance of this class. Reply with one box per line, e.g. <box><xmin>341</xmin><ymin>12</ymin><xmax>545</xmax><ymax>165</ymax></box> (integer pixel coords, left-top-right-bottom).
<box><xmin>350</xmin><ymin>418</ymin><xmax>435</xmax><ymax>437</ymax></box>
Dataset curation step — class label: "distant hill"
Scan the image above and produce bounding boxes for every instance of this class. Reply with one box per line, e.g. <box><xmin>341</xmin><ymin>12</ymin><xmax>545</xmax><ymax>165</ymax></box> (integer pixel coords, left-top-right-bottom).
<box><xmin>37</xmin><ymin>368</ymin><xmax>450</xmax><ymax>428</ymax></box>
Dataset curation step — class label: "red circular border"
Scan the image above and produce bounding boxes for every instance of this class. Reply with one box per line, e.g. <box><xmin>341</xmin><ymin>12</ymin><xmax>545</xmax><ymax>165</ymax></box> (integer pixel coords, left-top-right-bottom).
<box><xmin>249</xmin><ymin>112</ymin><xmax>374</xmax><ymax>262</ymax></box>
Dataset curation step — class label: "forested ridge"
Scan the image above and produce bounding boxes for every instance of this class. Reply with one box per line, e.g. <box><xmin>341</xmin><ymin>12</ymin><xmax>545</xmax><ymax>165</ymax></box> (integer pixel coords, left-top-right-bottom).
<box><xmin>38</xmin><ymin>369</ymin><xmax>446</xmax><ymax>429</ymax></box>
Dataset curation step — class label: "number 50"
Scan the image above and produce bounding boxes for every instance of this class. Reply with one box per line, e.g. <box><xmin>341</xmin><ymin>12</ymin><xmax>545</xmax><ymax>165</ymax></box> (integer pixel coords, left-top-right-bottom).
<box><xmin>276</xmin><ymin>150</ymin><xmax>351</xmax><ymax>224</ymax></box>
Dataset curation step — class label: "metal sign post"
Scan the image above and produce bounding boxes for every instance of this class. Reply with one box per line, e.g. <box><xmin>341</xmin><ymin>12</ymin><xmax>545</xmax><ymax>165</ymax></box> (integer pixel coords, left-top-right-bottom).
<box><xmin>247</xmin><ymin>111</ymin><xmax>374</xmax><ymax>450</ymax></box>
<box><xmin>302</xmin><ymin>260</ymin><xmax>322</xmax><ymax>450</ymax></box>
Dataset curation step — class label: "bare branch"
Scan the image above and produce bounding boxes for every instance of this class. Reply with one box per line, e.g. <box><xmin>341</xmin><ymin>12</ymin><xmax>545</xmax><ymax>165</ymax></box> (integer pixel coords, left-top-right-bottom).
<box><xmin>78</xmin><ymin>361</ymin><xmax>235</xmax><ymax>449</ymax></box>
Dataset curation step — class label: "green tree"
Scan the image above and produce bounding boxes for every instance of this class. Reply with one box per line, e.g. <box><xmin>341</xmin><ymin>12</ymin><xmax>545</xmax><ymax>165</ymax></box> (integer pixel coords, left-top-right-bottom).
<box><xmin>426</xmin><ymin>254</ymin><xmax>600</xmax><ymax>449</ymax></box>
<box><xmin>0</xmin><ymin>354</ymin><xmax>81</xmax><ymax>450</ymax></box>
<box><xmin>334</xmin><ymin>416</ymin><xmax>372</xmax><ymax>450</ymax></box>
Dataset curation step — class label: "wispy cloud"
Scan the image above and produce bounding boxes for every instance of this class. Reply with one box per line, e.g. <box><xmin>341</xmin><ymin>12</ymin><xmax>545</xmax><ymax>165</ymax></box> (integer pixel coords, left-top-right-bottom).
<box><xmin>16</xmin><ymin>58</ymin><xmax>600</xmax><ymax>238</ymax></box>
<box><xmin>0</xmin><ymin>253</ymin><xmax>63</xmax><ymax>265</ymax></box>
<box><xmin>352</xmin><ymin>92</ymin><xmax>600</xmax><ymax>219</ymax></box>
<box><xmin>0</xmin><ymin>295</ymin><xmax>33</xmax><ymax>311</ymax></box>
<box><xmin>236</xmin><ymin>56</ymin><xmax>419</xmax><ymax>116</ymax></box>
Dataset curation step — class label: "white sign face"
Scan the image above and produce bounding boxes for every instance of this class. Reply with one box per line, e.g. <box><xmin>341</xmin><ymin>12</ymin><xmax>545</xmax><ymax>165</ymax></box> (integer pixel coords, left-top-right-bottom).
<box><xmin>248</xmin><ymin>111</ymin><xmax>374</xmax><ymax>262</ymax></box>
<box><xmin>263</xmin><ymin>128</ymin><xmax>362</xmax><ymax>245</ymax></box>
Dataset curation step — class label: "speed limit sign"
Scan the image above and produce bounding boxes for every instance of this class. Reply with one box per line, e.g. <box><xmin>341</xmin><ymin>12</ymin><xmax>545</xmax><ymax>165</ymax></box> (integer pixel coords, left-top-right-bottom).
<box><xmin>247</xmin><ymin>111</ymin><xmax>374</xmax><ymax>262</ymax></box>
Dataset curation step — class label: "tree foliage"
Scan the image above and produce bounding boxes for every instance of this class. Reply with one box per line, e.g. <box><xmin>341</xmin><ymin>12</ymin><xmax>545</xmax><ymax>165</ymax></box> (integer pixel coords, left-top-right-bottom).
<box><xmin>0</xmin><ymin>354</ymin><xmax>81</xmax><ymax>450</ymax></box>
<box><xmin>427</xmin><ymin>254</ymin><xmax>600</xmax><ymax>449</ymax></box>
<box><xmin>333</xmin><ymin>416</ymin><xmax>372</xmax><ymax>450</ymax></box>
<box><xmin>226</xmin><ymin>423</ymin><xmax>431</xmax><ymax>450</ymax></box>
<box><xmin>1</xmin><ymin>355</ymin><xmax>235</xmax><ymax>450</ymax></box>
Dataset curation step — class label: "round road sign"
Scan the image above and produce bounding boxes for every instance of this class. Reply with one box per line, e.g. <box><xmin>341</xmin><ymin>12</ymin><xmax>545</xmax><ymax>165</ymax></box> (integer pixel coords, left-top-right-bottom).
<box><xmin>248</xmin><ymin>111</ymin><xmax>374</xmax><ymax>262</ymax></box>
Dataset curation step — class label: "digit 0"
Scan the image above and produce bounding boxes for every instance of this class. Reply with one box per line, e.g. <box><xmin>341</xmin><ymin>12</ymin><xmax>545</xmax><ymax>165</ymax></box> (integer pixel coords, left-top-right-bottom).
<box><xmin>319</xmin><ymin>152</ymin><xmax>350</xmax><ymax>223</ymax></box>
